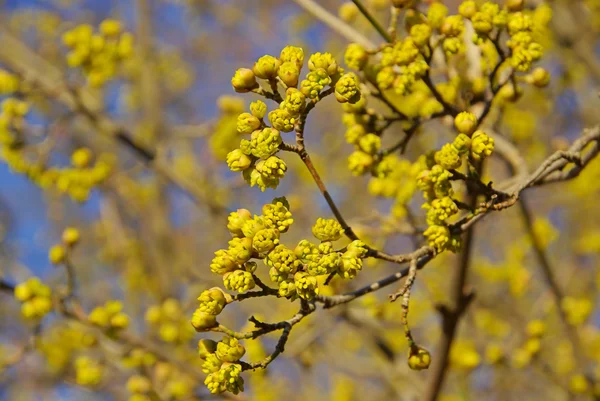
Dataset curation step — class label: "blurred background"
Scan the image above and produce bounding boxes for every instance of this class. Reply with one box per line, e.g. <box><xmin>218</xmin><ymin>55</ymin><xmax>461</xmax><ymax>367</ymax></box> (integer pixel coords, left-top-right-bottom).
<box><xmin>1</xmin><ymin>0</ymin><xmax>600</xmax><ymax>400</ymax></box>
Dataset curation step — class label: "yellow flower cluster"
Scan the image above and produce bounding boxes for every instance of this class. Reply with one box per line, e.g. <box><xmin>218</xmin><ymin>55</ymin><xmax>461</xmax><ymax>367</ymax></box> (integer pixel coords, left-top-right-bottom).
<box><xmin>210</xmin><ymin>96</ymin><xmax>246</xmax><ymax>160</ymax></box>
<box><xmin>506</xmin><ymin>12</ymin><xmax>543</xmax><ymax>73</ymax></box>
<box><xmin>511</xmin><ymin>319</ymin><xmax>546</xmax><ymax>368</ymax></box>
<box><xmin>341</xmin><ymin>97</ymin><xmax>385</xmax><ymax>176</ymax></box>
<box><xmin>145</xmin><ymin>298</ymin><xmax>195</xmax><ymax>343</ymax></box>
<box><xmin>88</xmin><ymin>300</ymin><xmax>130</xmax><ymax>331</ymax></box>
<box><xmin>0</xmin><ymin>98</ymin><xmax>28</xmax><ymax>148</ymax></box>
<box><xmin>408</xmin><ymin>345</ymin><xmax>432</xmax><ymax>370</ymax></box>
<box><xmin>1</xmin><ymin>99</ymin><xmax>113</xmax><ymax>202</ymax></box>
<box><xmin>561</xmin><ymin>296</ymin><xmax>593</xmax><ymax>326</ymax></box>
<box><xmin>122</xmin><ymin>348</ymin><xmax>157</xmax><ymax>369</ymax></box>
<box><xmin>152</xmin><ymin>362</ymin><xmax>197</xmax><ymax>400</ymax></box>
<box><xmin>192</xmin><ymin>200</ymin><xmax>368</xmax><ymax>393</ymax></box>
<box><xmin>418</xmin><ymin>112</ymin><xmax>495</xmax><ymax>252</ymax></box>
<box><xmin>62</xmin><ymin>19</ymin><xmax>134</xmax><ymax>87</ymax></box>
<box><xmin>450</xmin><ymin>340</ymin><xmax>481</xmax><ymax>370</ymax></box>
<box><xmin>198</xmin><ymin>337</ymin><xmax>245</xmax><ymax>394</ymax></box>
<box><xmin>375</xmin><ymin>36</ymin><xmax>429</xmax><ymax>96</ymax></box>
<box><xmin>48</xmin><ymin>226</ymin><xmax>81</xmax><ymax>265</ymax></box>
<box><xmin>205</xmin><ymin>197</ymin><xmax>364</xmax><ymax>304</ymax></box>
<box><xmin>74</xmin><ymin>356</ymin><xmax>103</xmax><ymax>386</ymax></box>
<box><xmin>191</xmin><ymin>287</ymin><xmax>229</xmax><ymax>331</ymax></box>
<box><xmin>126</xmin><ymin>375</ymin><xmax>152</xmax><ymax>401</ymax></box>
<box><xmin>39</xmin><ymin>324</ymin><xmax>97</xmax><ymax>372</ymax></box>
<box><xmin>14</xmin><ymin>277</ymin><xmax>52</xmax><ymax>320</ymax></box>
<box><xmin>229</xmin><ymin>47</ymin><xmax>360</xmax><ymax>191</ymax></box>
<box><xmin>367</xmin><ymin>155</ymin><xmax>424</xmax><ymax>218</ymax></box>
<box><xmin>0</xmin><ymin>69</ymin><xmax>19</xmax><ymax>95</ymax></box>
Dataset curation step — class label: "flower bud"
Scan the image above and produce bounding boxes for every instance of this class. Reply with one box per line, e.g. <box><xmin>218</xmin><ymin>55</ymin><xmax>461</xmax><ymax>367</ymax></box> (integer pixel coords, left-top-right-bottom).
<box><xmin>191</xmin><ymin>310</ymin><xmax>218</xmax><ymax>331</ymax></box>
<box><xmin>49</xmin><ymin>244</ymin><xmax>66</xmax><ymax>264</ymax></box>
<box><xmin>231</xmin><ymin>68</ymin><xmax>258</xmax><ymax>93</ymax></box>
<box><xmin>216</xmin><ymin>336</ymin><xmax>246</xmax><ymax>362</ymax></box>
<box><xmin>198</xmin><ymin>339</ymin><xmax>218</xmax><ymax>359</ymax></box>
<box><xmin>312</xmin><ymin>218</ymin><xmax>344</xmax><ymax>242</ymax></box>
<box><xmin>226</xmin><ymin>149</ymin><xmax>253</xmax><ymax>172</ymax></box>
<box><xmin>454</xmin><ymin>112</ymin><xmax>478</xmax><ymax>135</ymax></box>
<box><xmin>278</xmin><ymin>61</ymin><xmax>300</xmax><ymax>87</ymax></box>
<box><xmin>249</xmin><ymin>100</ymin><xmax>267</xmax><ymax>119</ymax></box>
<box><xmin>197</xmin><ymin>287</ymin><xmax>229</xmax><ymax>315</ymax></box>
<box><xmin>530</xmin><ymin>67</ymin><xmax>550</xmax><ymax>88</ymax></box>
<box><xmin>253</xmin><ymin>55</ymin><xmax>281</xmax><ymax>79</ymax></box>
<box><xmin>237</xmin><ymin>112</ymin><xmax>261</xmax><ymax>135</ymax></box>
<box><xmin>408</xmin><ymin>345</ymin><xmax>431</xmax><ymax>370</ymax></box>
<box><xmin>62</xmin><ymin>227</ymin><xmax>81</xmax><ymax>247</ymax></box>
<box><xmin>227</xmin><ymin>209</ymin><xmax>252</xmax><ymax>238</ymax></box>
<box><xmin>505</xmin><ymin>0</ymin><xmax>524</xmax><ymax>12</ymax></box>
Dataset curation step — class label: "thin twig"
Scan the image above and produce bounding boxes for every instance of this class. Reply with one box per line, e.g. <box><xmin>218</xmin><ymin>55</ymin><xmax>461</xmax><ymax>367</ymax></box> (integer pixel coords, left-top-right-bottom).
<box><xmin>351</xmin><ymin>0</ymin><xmax>393</xmax><ymax>43</ymax></box>
<box><xmin>291</xmin><ymin>0</ymin><xmax>376</xmax><ymax>50</ymax></box>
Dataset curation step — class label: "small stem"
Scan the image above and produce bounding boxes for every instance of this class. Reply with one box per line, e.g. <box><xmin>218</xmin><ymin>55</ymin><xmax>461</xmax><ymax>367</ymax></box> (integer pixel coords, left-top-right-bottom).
<box><xmin>423</xmin><ymin>73</ymin><xmax>459</xmax><ymax>117</ymax></box>
<box><xmin>388</xmin><ymin>6</ymin><xmax>401</xmax><ymax>41</ymax></box>
<box><xmin>352</xmin><ymin>0</ymin><xmax>393</xmax><ymax>43</ymax></box>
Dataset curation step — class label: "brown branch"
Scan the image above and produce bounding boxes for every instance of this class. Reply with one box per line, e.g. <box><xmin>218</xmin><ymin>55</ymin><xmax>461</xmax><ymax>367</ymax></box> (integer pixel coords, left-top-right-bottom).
<box><xmin>351</xmin><ymin>0</ymin><xmax>392</xmax><ymax>42</ymax></box>
<box><xmin>316</xmin><ymin>246</ymin><xmax>434</xmax><ymax>308</ymax></box>
<box><xmin>422</xmin><ymin>72</ymin><xmax>459</xmax><ymax>117</ymax></box>
<box><xmin>422</xmin><ymin>160</ymin><xmax>481</xmax><ymax>401</ymax></box>
<box><xmin>453</xmin><ymin>126</ymin><xmax>600</xmax><ymax>233</ymax></box>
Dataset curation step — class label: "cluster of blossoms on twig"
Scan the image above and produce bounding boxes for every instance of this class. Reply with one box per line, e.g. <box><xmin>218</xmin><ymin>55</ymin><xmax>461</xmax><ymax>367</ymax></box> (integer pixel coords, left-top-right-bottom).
<box><xmin>186</xmin><ymin>0</ymin><xmax>560</xmax><ymax>394</ymax></box>
<box><xmin>62</xmin><ymin>19</ymin><xmax>134</xmax><ymax>87</ymax></box>
<box><xmin>226</xmin><ymin>46</ymin><xmax>362</xmax><ymax>191</ymax></box>
<box><xmin>0</xmin><ymin>96</ymin><xmax>113</xmax><ymax>202</ymax></box>
<box><xmin>419</xmin><ymin>112</ymin><xmax>495</xmax><ymax>252</ymax></box>
<box><xmin>190</xmin><ymin>197</ymin><xmax>368</xmax><ymax>394</ymax></box>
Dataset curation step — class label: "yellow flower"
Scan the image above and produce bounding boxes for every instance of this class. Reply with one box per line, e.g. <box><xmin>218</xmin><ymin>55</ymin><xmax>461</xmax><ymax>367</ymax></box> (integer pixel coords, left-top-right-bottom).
<box><xmin>49</xmin><ymin>244</ymin><xmax>66</xmax><ymax>264</ymax></box>
<box><xmin>408</xmin><ymin>345</ymin><xmax>431</xmax><ymax>370</ymax></box>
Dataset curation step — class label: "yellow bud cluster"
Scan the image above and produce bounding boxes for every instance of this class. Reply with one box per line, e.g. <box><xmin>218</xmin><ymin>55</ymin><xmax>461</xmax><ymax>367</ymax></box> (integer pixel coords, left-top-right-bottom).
<box><xmin>14</xmin><ymin>277</ymin><xmax>52</xmax><ymax>320</ymax></box>
<box><xmin>0</xmin><ymin>69</ymin><xmax>19</xmax><ymax>95</ymax></box>
<box><xmin>74</xmin><ymin>356</ymin><xmax>103</xmax><ymax>386</ymax></box>
<box><xmin>88</xmin><ymin>300</ymin><xmax>130</xmax><ymax>330</ymax></box>
<box><xmin>1</xmin><ymin>99</ymin><xmax>113</xmax><ymax>202</ymax></box>
<box><xmin>62</xmin><ymin>20</ymin><xmax>134</xmax><ymax>87</ymax></box>
<box><xmin>146</xmin><ymin>298</ymin><xmax>195</xmax><ymax>342</ymax></box>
